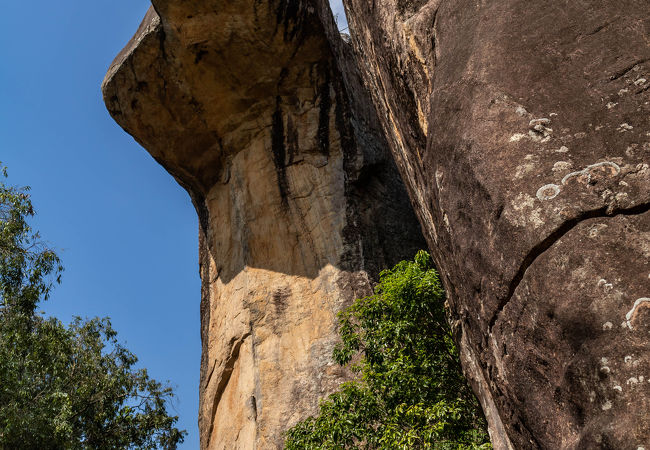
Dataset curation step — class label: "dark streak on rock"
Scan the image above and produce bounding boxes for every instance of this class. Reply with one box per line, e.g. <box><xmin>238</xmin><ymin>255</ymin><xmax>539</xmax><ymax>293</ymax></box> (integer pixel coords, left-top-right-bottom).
<box><xmin>271</xmin><ymin>96</ymin><xmax>289</xmax><ymax>203</ymax></box>
<box><xmin>248</xmin><ymin>395</ymin><xmax>258</xmax><ymax>421</ymax></box>
<box><xmin>636</xmin><ymin>83</ymin><xmax>650</xmax><ymax>95</ymax></box>
<box><xmin>157</xmin><ymin>24</ymin><xmax>167</xmax><ymax>61</ymax></box>
<box><xmin>285</xmin><ymin>115</ymin><xmax>299</xmax><ymax>165</ymax></box>
<box><xmin>135</xmin><ymin>81</ymin><xmax>148</xmax><ymax>92</ymax></box>
<box><xmin>275</xmin><ymin>0</ymin><xmax>302</xmax><ymax>41</ymax></box>
<box><xmin>272</xmin><ymin>287</ymin><xmax>291</xmax><ymax>316</ymax></box>
<box><xmin>334</xmin><ymin>73</ymin><xmax>363</xmax><ymax>273</ymax></box>
<box><xmin>585</xmin><ymin>22</ymin><xmax>610</xmax><ymax>36</ymax></box>
<box><xmin>195</xmin><ymin>49</ymin><xmax>208</xmax><ymax>64</ymax></box>
<box><xmin>317</xmin><ymin>63</ymin><xmax>332</xmax><ymax>157</ymax></box>
<box><xmin>609</xmin><ymin>58</ymin><xmax>649</xmax><ymax>81</ymax></box>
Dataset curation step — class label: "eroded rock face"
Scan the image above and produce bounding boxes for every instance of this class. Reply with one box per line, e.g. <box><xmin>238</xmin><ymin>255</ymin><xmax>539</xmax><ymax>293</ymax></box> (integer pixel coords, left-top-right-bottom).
<box><xmin>102</xmin><ymin>1</ymin><xmax>424</xmax><ymax>448</ymax></box>
<box><xmin>341</xmin><ymin>0</ymin><xmax>650</xmax><ymax>447</ymax></box>
<box><xmin>104</xmin><ymin>0</ymin><xmax>650</xmax><ymax>448</ymax></box>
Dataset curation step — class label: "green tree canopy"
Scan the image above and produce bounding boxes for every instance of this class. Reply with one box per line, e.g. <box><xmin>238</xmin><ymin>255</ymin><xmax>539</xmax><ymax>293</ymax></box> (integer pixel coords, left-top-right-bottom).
<box><xmin>285</xmin><ymin>251</ymin><xmax>491</xmax><ymax>449</ymax></box>
<box><xmin>0</xmin><ymin>166</ymin><xmax>186</xmax><ymax>448</ymax></box>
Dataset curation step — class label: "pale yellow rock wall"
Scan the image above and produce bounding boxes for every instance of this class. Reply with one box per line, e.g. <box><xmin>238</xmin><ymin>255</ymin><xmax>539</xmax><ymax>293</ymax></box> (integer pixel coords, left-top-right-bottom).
<box><xmin>102</xmin><ymin>3</ymin><xmax>425</xmax><ymax>448</ymax></box>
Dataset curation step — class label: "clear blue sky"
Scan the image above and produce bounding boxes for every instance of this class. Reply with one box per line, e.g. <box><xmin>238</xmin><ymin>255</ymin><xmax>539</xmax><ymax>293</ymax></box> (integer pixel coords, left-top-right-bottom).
<box><xmin>0</xmin><ymin>1</ymin><xmax>346</xmax><ymax>448</ymax></box>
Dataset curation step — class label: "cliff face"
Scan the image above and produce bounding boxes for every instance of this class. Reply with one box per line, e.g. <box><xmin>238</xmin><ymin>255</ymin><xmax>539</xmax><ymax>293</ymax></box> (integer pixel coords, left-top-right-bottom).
<box><xmin>342</xmin><ymin>0</ymin><xmax>649</xmax><ymax>447</ymax></box>
<box><xmin>103</xmin><ymin>0</ymin><xmax>650</xmax><ymax>448</ymax></box>
<box><xmin>102</xmin><ymin>2</ymin><xmax>424</xmax><ymax>448</ymax></box>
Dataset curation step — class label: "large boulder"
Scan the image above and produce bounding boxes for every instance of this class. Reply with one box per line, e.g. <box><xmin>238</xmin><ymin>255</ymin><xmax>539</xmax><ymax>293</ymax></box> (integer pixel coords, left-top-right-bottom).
<box><xmin>342</xmin><ymin>0</ymin><xmax>649</xmax><ymax>447</ymax></box>
<box><xmin>102</xmin><ymin>1</ymin><xmax>424</xmax><ymax>448</ymax></box>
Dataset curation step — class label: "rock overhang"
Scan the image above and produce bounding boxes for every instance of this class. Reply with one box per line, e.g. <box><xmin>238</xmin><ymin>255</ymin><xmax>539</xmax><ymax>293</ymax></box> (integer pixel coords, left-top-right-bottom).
<box><xmin>102</xmin><ymin>1</ymin><xmax>340</xmax><ymax>198</ymax></box>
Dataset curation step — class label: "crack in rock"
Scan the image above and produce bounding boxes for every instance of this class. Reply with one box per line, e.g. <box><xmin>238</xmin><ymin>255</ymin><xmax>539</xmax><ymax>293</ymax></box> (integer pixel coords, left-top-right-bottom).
<box><xmin>489</xmin><ymin>202</ymin><xmax>650</xmax><ymax>333</ymax></box>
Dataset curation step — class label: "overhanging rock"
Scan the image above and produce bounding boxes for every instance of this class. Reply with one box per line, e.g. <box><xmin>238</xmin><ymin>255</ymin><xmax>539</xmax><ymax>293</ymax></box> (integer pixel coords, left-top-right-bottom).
<box><xmin>102</xmin><ymin>1</ymin><xmax>425</xmax><ymax>448</ymax></box>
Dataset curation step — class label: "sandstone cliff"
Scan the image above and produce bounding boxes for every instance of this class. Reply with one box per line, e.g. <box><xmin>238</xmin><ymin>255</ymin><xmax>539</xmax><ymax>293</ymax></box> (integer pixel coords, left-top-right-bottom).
<box><xmin>104</xmin><ymin>0</ymin><xmax>650</xmax><ymax>448</ymax></box>
<box><xmin>102</xmin><ymin>2</ymin><xmax>424</xmax><ymax>448</ymax></box>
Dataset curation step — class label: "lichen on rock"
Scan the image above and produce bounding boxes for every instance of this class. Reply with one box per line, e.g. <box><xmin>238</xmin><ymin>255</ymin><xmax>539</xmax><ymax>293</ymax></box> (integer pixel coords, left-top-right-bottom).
<box><xmin>104</xmin><ymin>0</ymin><xmax>650</xmax><ymax>448</ymax></box>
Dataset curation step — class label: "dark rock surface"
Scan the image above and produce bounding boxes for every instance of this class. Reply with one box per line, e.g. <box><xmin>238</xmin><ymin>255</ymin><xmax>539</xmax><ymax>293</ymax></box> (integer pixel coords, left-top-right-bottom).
<box><xmin>341</xmin><ymin>0</ymin><xmax>650</xmax><ymax>447</ymax></box>
<box><xmin>103</xmin><ymin>0</ymin><xmax>650</xmax><ymax>448</ymax></box>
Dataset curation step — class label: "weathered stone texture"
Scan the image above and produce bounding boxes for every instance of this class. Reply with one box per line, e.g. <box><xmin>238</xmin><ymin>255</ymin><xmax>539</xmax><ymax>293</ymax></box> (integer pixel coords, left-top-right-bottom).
<box><xmin>342</xmin><ymin>0</ymin><xmax>649</xmax><ymax>447</ymax></box>
<box><xmin>102</xmin><ymin>1</ymin><xmax>424</xmax><ymax>448</ymax></box>
<box><xmin>104</xmin><ymin>0</ymin><xmax>650</xmax><ymax>448</ymax></box>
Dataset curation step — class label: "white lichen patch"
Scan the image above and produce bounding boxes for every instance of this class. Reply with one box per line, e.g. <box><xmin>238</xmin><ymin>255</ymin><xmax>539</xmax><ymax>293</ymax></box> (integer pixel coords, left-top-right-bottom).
<box><xmin>588</xmin><ymin>223</ymin><xmax>608</xmax><ymax>238</ymax></box>
<box><xmin>602</xmin><ymin>321</ymin><xmax>613</xmax><ymax>330</ymax></box>
<box><xmin>615</xmin><ymin>192</ymin><xmax>629</xmax><ymax>202</ymax></box>
<box><xmin>597</xmin><ymin>278</ymin><xmax>614</xmax><ymax>293</ymax></box>
<box><xmin>515</xmin><ymin>106</ymin><xmax>528</xmax><ymax>116</ymax></box>
<box><xmin>626</xmin><ymin>143</ymin><xmax>639</xmax><ymax>157</ymax></box>
<box><xmin>634</xmin><ymin>78</ymin><xmax>647</xmax><ymax>86</ymax></box>
<box><xmin>530</xmin><ymin>118</ymin><xmax>550</xmax><ymax>127</ymax></box>
<box><xmin>510</xmin><ymin>133</ymin><xmax>528</xmax><ymax>142</ymax></box>
<box><xmin>505</xmin><ymin>193</ymin><xmax>545</xmax><ymax>228</ymax></box>
<box><xmin>514</xmin><ymin>162</ymin><xmax>536</xmax><ymax>179</ymax></box>
<box><xmin>435</xmin><ymin>168</ymin><xmax>444</xmax><ymax>191</ymax></box>
<box><xmin>601</xmin><ymin>400</ymin><xmax>612</xmax><ymax>411</ymax></box>
<box><xmin>606</xmin><ymin>102</ymin><xmax>618</xmax><ymax>109</ymax></box>
<box><xmin>619</xmin><ymin>88</ymin><xmax>629</xmax><ymax>95</ymax></box>
<box><xmin>613</xmin><ymin>385</ymin><xmax>622</xmax><ymax>391</ymax></box>
<box><xmin>443</xmin><ymin>213</ymin><xmax>451</xmax><ymax>232</ymax></box>
<box><xmin>528</xmin><ymin>118</ymin><xmax>553</xmax><ymax>142</ymax></box>
<box><xmin>561</xmin><ymin>161</ymin><xmax>621</xmax><ymax>186</ymax></box>
<box><xmin>617</xmin><ymin>123</ymin><xmax>633</xmax><ymax>132</ymax></box>
<box><xmin>625</xmin><ymin>298</ymin><xmax>650</xmax><ymax>330</ymax></box>
<box><xmin>626</xmin><ymin>377</ymin><xmax>639</xmax><ymax>385</ymax></box>
<box><xmin>536</xmin><ymin>184</ymin><xmax>561</xmax><ymax>201</ymax></box>
<box><xmin>554</xmin><ymin>146</ymin><xmax>569</xmax><ymax>153</ymax></box>
<box><xmin>625</xmin><ymin>355</ymin><xmax>633</xmax><ymax>364</ymax></box>
<box><xmin>528</xmin><ymin>130</ymin><xmax>551</xmax><ymax>143</ymax></box>
<box><xmin>552</xmin><ymin>161</ymin><xmax>573</xmax><ymax>172</ymax></box>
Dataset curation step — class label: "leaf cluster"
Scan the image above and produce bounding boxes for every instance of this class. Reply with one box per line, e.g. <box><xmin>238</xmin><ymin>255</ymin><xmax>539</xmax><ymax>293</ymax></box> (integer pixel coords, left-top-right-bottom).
<box><xmin>0</xmin><ymin>166</ymin><xmax>186</xmax><ymax>448</ymax></box>
<box><xmin>285</xmin><ymin>251</ymin><xmax>491</xmax><ymax>449</ymax></box>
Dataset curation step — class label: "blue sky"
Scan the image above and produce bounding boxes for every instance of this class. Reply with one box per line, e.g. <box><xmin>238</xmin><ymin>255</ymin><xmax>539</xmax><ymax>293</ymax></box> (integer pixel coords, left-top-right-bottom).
<box><xmin>330</xmin><ymin>0</ymin><xmax>348</xmax><ymax>30</ymax></box>
<box><xmin>0</xmin><ymin>1</ymin><xmax>346</xmax><ymax>448</ymax></box>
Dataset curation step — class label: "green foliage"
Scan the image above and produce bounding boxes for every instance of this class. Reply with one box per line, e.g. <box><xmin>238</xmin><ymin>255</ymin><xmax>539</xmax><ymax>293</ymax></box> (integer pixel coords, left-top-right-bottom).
<box><xmin>0</xmin><ymin>165</ymin><xmax>186</xmax><ymax>448</ymax></box>
<box><xmin>285</xmin><ymin>251</ymin><xmax>491</xmax><ymax>449</ymax></box>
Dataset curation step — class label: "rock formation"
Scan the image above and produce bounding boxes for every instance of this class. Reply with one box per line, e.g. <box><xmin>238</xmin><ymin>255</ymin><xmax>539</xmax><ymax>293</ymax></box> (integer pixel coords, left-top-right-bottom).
<box><xmin>341</xmin><ymin>0</ymin><xmax>649</xmax><ymax>448</ymax></box>
<box><xmin>102</xmin><ymin>1</ymin><xmax>424</xmax><ymax>448</ymax></box>
<box><xmin>104</xmin><ymin>0</ymin><xmax>650</xmax><ymax>448</ymax></box>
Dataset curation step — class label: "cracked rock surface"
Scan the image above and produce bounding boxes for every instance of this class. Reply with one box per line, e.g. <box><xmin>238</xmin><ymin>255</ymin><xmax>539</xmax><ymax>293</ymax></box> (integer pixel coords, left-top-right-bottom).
<box><xmin>104</xmin><ymin>0</ymin><xmax>649</xmax><ymax>448</ymax></box>
<box><xmin>342</xmin><ymin>0</ymin><xmax>649</xmax><ymax>447</ymax></box>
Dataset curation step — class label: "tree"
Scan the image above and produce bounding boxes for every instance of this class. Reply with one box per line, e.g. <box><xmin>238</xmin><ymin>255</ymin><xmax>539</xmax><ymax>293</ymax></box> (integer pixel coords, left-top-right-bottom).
<box><xmin>285</xmin><ymin>251</ymin><xmax>491</xmax><ymax>449</ymax></box>
<box><xmin>0</xmin><ymin>165</ymin><xmax>186</xmax><ymax>448</ymax></box>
